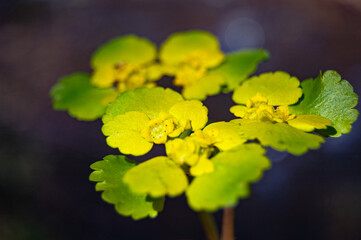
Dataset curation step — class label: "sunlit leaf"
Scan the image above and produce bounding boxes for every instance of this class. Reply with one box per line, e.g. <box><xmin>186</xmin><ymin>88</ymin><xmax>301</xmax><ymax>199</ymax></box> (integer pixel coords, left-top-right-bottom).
<box><xmin>236</xmin><ymin>122</ymin><xmax>324</xmax><ymax>155</ymax></box>
<box><xmin>186</xmin><ymin>144</ymin><xmax>270</xmax><ymax>211</ymax></box>
<box><xmin>182</xmin><ymin>74</ymin><xmax>225</xmax><ymax>100</ymax></box>
<box><xmin>89</xmin><ymin>155</ymin><xmax>164</xmax><ymax>220</ymax></box>
<box><xmin>169</xmin><ymin>100</ymin><xmax>208</xmax><ymax>130</ymax></box>
<box><xmin>103</xmin><ymin>87</ymin><xmax>184</xmax><ymax>123</ymax></box>
<box><xmin>233</xmin><ymin>71</ymin><xmax>302</xmax><ymax>106</ymax></box>
<box><xmin>91</xmin><ymin>35</ymin><xmax>156</xmax><ymax>68</ymax></box>
<box><xmin>160</xmin><ymin>30</ymin><xmax>224</xmax><ymax>68</ymax></box>
<box><xmin>287</xmin><ymin>115</ymin><xmax>332</xmax><ymax>132</ymax></box>
<box><xmin>102</xmin><ymin>111</ymin><xmax>152</xmax><ymax>156</ymax></box>
<box><xmin>124</xmin><ymin>156</ymin><xmax>188</xmax><ymax>198</ymax></box>
<box><xmin>203</xmin><ymin>121</ymin><xmax>246</xmax><ymax>151</ymax></box>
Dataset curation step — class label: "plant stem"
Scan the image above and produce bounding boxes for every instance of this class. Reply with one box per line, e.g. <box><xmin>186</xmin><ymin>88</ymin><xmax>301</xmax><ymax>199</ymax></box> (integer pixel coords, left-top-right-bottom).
<box><xmin>221</xmin><ymin>207</ymin><xmax>235</xmax><ymax>240</ymax></box>
<box><xmin>199</xmin><ymin>211</ymin><xmax>219</xmax><ymax>240</ymax></box>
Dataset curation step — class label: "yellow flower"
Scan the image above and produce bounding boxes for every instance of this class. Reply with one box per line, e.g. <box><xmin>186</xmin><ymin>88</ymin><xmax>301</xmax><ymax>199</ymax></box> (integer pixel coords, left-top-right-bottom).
<box><xmin>273</xmin><ymin>105</ymin><xmax>296</xmax><ymax>123</ymax></box>
<box><xmin>102</xmin><ymin>87</ymin><xmax>208</xmax><ymax>156</ymax></box>
<box><xmin>165</xmin><ymin>121</ymin><xmax>246</xmax><ymax>176</ymax></box>
<box><xmin>90</xmin><ymin>35</ymin><xmax>163</xmax><ymax>93</ymax></box>
<box><xmin>141</xmin><ymin>112</ymin><xmax>187</xmax><ymax>144</ymax></box>
<box><xmin>166</xmin><ymin>135</ymin><xmax>215</xmax><ymax>177</ymax></box>
<box><xmin>165</xmin><ymin>138</ymin><xmax>199</xmax><ymax>166</ymax></box>
<box><xmin>231</xmin><ymin>93</ymin><xmax>332</xmax><ymax>132</ymax></box>
<box><xmin>230</xmin><ymin>72</ymin><xmax>336</xmax><ymax>156</ymax></box>
<box><xmin>160</xmin><ymin>31</ymin><xmax>226</xmax><ymax>99</ymax></box>
<box><xmin>160</xmin><ymin>31</ymin><xmax>269</xmax><ymax>100</ymax></box>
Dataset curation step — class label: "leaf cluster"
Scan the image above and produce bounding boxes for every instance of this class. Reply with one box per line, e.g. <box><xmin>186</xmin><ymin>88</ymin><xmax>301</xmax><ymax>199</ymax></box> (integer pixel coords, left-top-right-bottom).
<box><xmin>50</xmin><ymin>31</ymin><xmax>359</xmax><ymax>220</ymax></box>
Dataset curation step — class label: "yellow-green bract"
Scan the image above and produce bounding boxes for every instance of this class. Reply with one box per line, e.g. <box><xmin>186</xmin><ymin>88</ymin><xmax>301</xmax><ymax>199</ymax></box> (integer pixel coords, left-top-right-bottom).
<box><xmin>160</xmin><ymin>30</ymin><xmax>269</xmax><ymax>100</ymax></box>
<box><xmin>101</xmin><ymin>87</ymin><xmax>208</xmax><ymax>156</ymax></box>
<box><xmin>230</xmin><ymin>70</ymin><xmax>358</xmax><ymax>155</ymax></box>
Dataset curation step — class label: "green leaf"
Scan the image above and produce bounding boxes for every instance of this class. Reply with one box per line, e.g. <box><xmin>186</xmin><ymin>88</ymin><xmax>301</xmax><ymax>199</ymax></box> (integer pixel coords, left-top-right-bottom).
<box><xmin>50</xmin><ymin>73</ymin><xmax>118</xmax><ymax>121</ymax></box>
<box><xmin>160</xmin><ymin>30</ymin><xmax>224</xmax><ymax>68</ymax></box>
<box><xmin>236</xmin><ymin>122</ymin><xmax>324</xmax><ymax>155</ymax></box>
<box><xmin>182</xmin><ymin>74</ymin><xmax>225</xmax><ymax>100</ymax></box>
<box><xmin>89</xmin><ymin>155</ymin><xmax>164</xmax><ymax>220</ymax></box>
<box><xmin>102</xmin><ymin>87</ymin><xmax>184</xmax><ymax>123</ymax></box>
<box><xmin>102</xmin><ymin>111</ymin><xmax>153</xmax><ymax>156</ymax></box>
<box><xmin>123</xmin><ymin>156</ymin><xmax>188</xmax><ymax>198</ymax></box>
<box><xmin>290</xmin><ymin>70</ymin><xmax>359</xmax><ymax>137</ymax></box>
<box><xmin>232</xmin><ymin>71</ymin><xmax>302</xmax><ymax>105</ymax></box>
<box><xmin>186</xmin><ymin>144</ymin><xmax>270</xmax><ymax>211</ymax></box>
<box><xmin>209</xmin><ymin>49</ymin><xmax>269</xmax><ymax>91</ymax></box>
<box><xmin>91</xmin><ymin>35</ymin><xmax>156</xmax><ymax>68</ymax></box>
<box><xmin>203</xmin><ymin>121</ymin><xmax>246</xmax><ymax>151</ymax></box>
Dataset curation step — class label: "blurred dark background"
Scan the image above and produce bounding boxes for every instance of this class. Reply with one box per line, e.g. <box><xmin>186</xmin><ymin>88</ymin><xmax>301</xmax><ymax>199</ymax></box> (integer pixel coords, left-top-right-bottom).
<box><xmin>1</xmin><ymin>0</ymin><xmax>361</xmax><ymax>239</ymax></box>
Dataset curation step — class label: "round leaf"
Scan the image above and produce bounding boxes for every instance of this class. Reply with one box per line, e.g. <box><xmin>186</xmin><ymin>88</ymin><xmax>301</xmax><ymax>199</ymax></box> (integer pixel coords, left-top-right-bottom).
<box><xmin>203</xmin><ymin>121</ymin><xmax>246</xmax><ymax>151</ymax></box>
<box><xmin>103</xmin><ymin>87</ymin><xmax>184</xmax><ymax>123</ymax></box>
<box><xmin>89</xmin><ymin>155</ymin><xmax>165</xmax><ymax>220</ymax></box>
<box><xmin>102</xmin><ymin>111</ymin><xmax>153</xmax><ymax>156</ymax></box>
<box><xmin>124</xmin><ymin>157</ymin><xmax>188</xmax><ymax>198</ymax></box>
<box><xmin>169</xmin><ymin>100</ymin><xmax>208</xmax><ymax>130</ymax></box>
<box><xmin>182</xmin><ymin>74</ymin><xmax>225</xmax><ymax>100</ymax></box>
<box><xmin>186</xmin><ymin>144</ymin><xmax>270</xmax><ymax>211</ymax></box>
<box><xmin>287</xmin><ymin>115</ymin><xmax>333</xmax><ymax>132</ymax></box>
<box><xmin>91</xmin><ymin>35</ymin><xmax>156</xmax><ymax>68</ymax></box>
<box><xmin>160</xmin><ymin>30</ymin><xmax>224</xmax><ymax>68</ymax></box>
<box><xmin>236</xmin><ymin>122</ymin><xmax>325</xmax><ymax>155</ymax></box>
<box><xmin>290</xmin><ymin>71</ymin><xmax>359</xmax><ymax>137</ymax></box>
<box><xmin>50</xmin><ymin>73</ymin><xmax>118</xmax><ymax>121</ymax></box>
<box><xmin>232</xmin><ymin>71</ymin><xmax>302</xmax><ymax>105</ymax></box>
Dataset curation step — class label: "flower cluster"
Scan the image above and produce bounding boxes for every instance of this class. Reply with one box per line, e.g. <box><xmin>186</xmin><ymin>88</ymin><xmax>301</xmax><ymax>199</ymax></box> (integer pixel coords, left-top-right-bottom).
<box><xmin>90</xmin><ymin>35</ymin><xmax>163</xmax><ymax>92</ymax></box>
<box><xmin>50</xmin><ymin>31</ymin><xmax>358</xmax><ymax>220</ymax></box>
<box><xmin>229</xmin><ymin>71</ymin><xmax>348</xmax><ymax>155</ymax></box>
<box><xmin>51</xmin><ymin>31</ymin><xmax>269</xmax><ymax>120</ymax></box>
<box><xmin>101</xmin><ymin>87</ymin><xmax>208</xmax><ymax>156</ymax></box>
<box><xmin>88</xmin><ymin>86</ymin><xmax>262</xmax><ymax>218</ymax></box>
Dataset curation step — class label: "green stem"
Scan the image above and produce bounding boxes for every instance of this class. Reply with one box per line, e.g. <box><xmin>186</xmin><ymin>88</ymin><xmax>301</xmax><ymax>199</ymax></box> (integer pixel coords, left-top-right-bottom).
<box><xmin>198</xmin><ymin>211</ymin><xmax>219</xmax><ymax>240</ymax></box>
<box><xmin>221</xmin><ymin>207</ymin><xmax>235</xmax><ymax>240</ymax></box>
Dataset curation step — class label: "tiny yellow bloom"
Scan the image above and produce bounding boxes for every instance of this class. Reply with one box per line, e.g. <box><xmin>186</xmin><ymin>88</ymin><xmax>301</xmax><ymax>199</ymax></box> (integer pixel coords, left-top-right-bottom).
<box><xmin>166</xmin><ymin>136</ymin><xmax>215</xmax><ymax>177</ymax></box>
<box><xmin>246</xmin><ymin>93</ymin><xmax>268</xmax><ymax>108</ymax></box>
<box><xmin>191</xmin><ymin>129</ymin><xmax>220</xmax><ymax>148</ymax></box>
<box><xmin>141</xmin><ymin>112</ymin><xmax>185</xmax><ymax>144</ymax></box>
<box><xmin>166</xmin><ymin>138</ymin><xmax>199</xmax><ymax>166</ymax></box>
<box><xmin>231</xmin><ymin>94</ymin><xmax>332</xmax><ymax>133</ymax></box>
<box><xmin>174</xmin><ymin>64</ymin><xmax>207</xmax><ymax>87</ymax></box>
<box><xmin>273</xmin><ymin>105</ymin><xmax>296</xmax><ymax>123</ymax></box>
<box><xmin>232</xmin><ymin>94</ymin><xmax>295</xmax><ymax>124</ymax></box>
<box><xmin>165</xmin><ymin>121</ymin><xmax>245</xmax><ymax>176</ymax></box>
